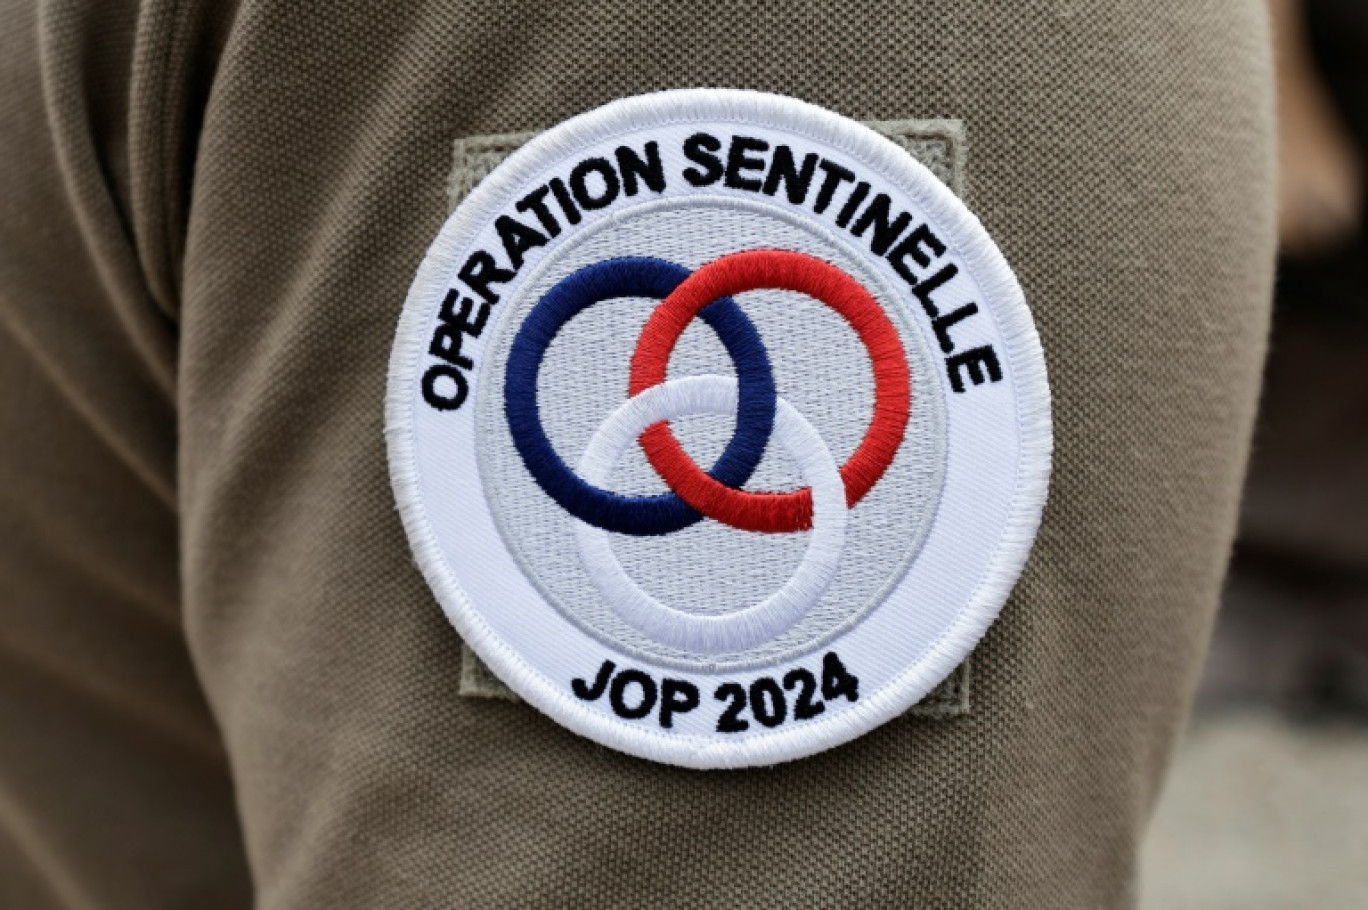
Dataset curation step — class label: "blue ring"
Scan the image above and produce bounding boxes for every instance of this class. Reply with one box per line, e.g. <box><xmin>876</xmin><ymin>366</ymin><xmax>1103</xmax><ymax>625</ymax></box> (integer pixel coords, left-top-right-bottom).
<box><xmin>504</xmin><ymin>257</ymin><xmax>776</xmax><ymax>536</ymax></box>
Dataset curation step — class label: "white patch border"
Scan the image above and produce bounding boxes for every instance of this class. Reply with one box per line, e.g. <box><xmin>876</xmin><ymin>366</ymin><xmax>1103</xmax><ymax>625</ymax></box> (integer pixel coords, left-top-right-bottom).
<box><xmin>387</xmin><ymin>89</ymin><xmax>1052</xmax><ymax>768</ymax></box>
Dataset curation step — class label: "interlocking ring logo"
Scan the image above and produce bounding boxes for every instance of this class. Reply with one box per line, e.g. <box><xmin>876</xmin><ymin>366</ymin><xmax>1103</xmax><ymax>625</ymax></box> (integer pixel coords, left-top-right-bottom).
<box><xmin>505</xmin><ymin>249</ymin><xmax>912</xmax><ymax>655</ymax></box>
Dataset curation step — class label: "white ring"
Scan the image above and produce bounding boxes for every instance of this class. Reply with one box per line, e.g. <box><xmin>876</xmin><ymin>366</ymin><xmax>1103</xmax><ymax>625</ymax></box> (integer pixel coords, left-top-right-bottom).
<box><xmin>574</xmin><ymin>375</ymin><xmax>848</xmax><ymax>655</ymax></box>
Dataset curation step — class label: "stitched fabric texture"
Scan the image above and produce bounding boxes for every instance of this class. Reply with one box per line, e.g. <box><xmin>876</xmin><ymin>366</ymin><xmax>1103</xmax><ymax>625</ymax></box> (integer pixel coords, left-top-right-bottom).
<box><xmin>0</xmin><ymin>2</ymin><xmax>1274</xmax><ymax>908</ymax></box>
<box><xmin>449</xmin><ymin>121</ymin><xmax>967</xmax><ymax>704</ymax></box>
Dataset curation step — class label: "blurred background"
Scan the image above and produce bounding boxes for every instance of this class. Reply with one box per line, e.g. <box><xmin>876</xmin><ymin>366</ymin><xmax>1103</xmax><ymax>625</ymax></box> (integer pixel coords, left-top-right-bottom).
<box><xmin>1140</xmin><ymin>0</ymin><xmax>1368</xmax><ymax>906</ymax></box>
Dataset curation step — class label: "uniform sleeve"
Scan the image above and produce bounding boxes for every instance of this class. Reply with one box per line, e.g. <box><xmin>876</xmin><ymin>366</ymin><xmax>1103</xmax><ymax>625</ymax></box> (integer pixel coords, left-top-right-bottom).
<box><xmin>172</xmin><ymin>3</ymin><xmax>1275</xmax><ymax>907</ymax></box>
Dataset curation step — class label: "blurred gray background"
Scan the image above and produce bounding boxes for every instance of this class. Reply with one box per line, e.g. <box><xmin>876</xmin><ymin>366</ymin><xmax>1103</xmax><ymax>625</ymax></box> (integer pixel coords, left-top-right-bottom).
<box><xmin>1141</xmin><ymin>2</ymin><xmax>1368</xmax><ymax>906</ymax></box>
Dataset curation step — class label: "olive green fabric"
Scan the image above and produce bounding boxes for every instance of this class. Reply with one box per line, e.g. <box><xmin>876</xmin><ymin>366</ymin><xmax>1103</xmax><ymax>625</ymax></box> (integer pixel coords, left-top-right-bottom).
<box><xmin>0</xmin><ymin>2</ymin><xmax>1275</xmax><ymax>908</ymax></box>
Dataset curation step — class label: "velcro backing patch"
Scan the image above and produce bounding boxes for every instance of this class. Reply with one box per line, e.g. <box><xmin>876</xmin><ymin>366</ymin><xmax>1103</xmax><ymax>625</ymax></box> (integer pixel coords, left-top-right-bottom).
<box><xmin>447</xmin><ymin>118</ymin><xmax>974</xmax><ymax>718</ymax></box>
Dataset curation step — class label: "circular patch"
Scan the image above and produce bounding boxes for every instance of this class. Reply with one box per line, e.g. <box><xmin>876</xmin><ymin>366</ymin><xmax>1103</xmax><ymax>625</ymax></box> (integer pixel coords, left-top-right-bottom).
<box><xmin>387</xmin><ymin>89</ymin><xmax>1052</xmax><ymax>768</ymax></box>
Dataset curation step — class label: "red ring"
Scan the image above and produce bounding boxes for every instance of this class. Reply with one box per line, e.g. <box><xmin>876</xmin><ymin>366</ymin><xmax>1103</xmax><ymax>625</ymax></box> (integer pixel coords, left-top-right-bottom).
<box><xmin>628</xmin><ymin>249</ymin><xmax>911</xmax><ymax>533</ymax></box>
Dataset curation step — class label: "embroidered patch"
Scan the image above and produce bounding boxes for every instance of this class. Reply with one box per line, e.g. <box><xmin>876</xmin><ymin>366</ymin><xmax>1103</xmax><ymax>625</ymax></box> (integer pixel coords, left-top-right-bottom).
<box><xmin>387</xmin><ymin>90</ymin><xmax>1050</xmax><ymax>768</ymax></box>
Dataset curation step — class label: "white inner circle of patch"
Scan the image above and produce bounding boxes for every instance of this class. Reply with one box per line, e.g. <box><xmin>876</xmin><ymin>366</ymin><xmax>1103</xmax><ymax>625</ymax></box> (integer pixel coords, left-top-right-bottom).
<box><xmin>475</xmin><ymin>197</ymin><xmax>948</xmax><ymax>673</ymax></box>
<box><xmin>574</xmin><ymin>375</ymin><xmax>847</xmax><ymax>655</ymax></box>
